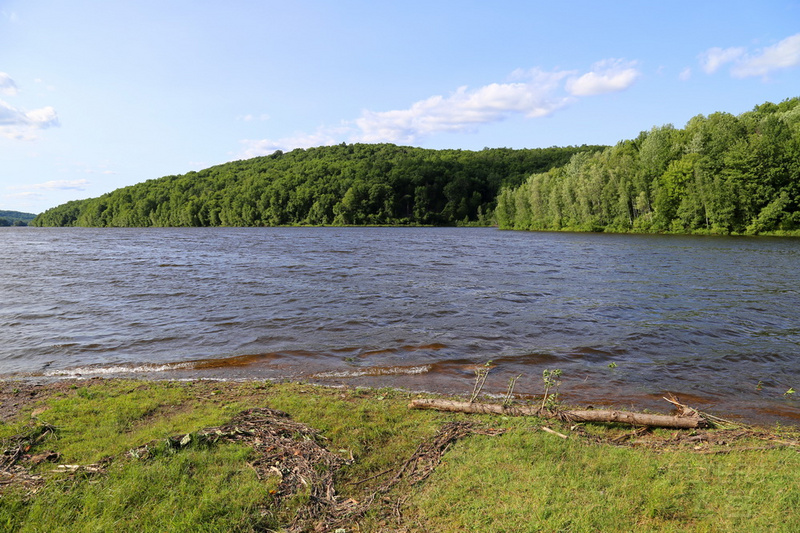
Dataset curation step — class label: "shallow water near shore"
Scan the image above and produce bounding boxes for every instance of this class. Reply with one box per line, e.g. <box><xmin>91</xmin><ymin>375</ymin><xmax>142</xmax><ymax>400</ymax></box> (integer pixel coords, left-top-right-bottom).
<box><xmin>1</xmin><ymin>226</ymin><xmax>799</xmax><ymax>423</ymax></box>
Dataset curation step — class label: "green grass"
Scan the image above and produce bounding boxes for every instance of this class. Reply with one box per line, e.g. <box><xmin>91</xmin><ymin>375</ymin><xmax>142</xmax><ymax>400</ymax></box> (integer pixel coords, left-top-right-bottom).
<box><xmin>1</xmin><ymin>379</ymin><xmax>798</xmax><ymax>532</ymax></box>
<box><xmin>412</xmin><ymin>428</ymin><xmax>799</xmax><ymax>532</ymax></box>
<box><xmin>5</xmin><ymin>443</ymin><xmax>274</xmax><ymax>532</ymax></box>
<box><xmin>22</xmin><ymin>381</ymin><xmax>251</xmax><ymax>464</ymax></box>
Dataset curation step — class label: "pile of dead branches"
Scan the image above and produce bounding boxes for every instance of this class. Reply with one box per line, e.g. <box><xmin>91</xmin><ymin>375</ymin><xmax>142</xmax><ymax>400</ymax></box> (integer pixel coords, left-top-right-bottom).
<box><xmin>128</xmin><ymin>409</ymin><xmax>506</xmax><ymax>531</ymax></box>
<box><xmin>0</xmin><ymin>422</ymin><xmax>59</xmax><ymax>494</ymax></box>
<box><xmin>322</xmin><ymin>421</ymin><xmax>505</xmax><ymax>532</ymax></box>
<box><xmin>128</xmin><ymin>407</ymin><xmax>354</xmax><ymax>531</ymax></box>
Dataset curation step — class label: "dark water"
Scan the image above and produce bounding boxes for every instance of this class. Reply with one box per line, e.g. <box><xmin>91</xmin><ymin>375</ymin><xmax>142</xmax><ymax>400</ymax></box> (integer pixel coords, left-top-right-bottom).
<box><xmin>2</xmin><ymin>227</ymin><xmax>799</xmax><ymax>423</ymax></box>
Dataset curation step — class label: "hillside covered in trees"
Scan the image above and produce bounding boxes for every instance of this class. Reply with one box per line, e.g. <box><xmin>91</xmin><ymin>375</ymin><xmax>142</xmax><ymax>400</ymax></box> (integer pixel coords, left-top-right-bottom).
<box><xmin>32</xmin><ymin>144</ymin><xmax>601</xmax><ymax>227</ymax></box>
<box><xmin>0</xmin><ymin>210</ymin><xmax>36</xmax><ymax>226</ymax></box>
<box><xmin>496</xmin><ymin>98</ymin><xmax>800</xmax><ymax>235</ymax></box>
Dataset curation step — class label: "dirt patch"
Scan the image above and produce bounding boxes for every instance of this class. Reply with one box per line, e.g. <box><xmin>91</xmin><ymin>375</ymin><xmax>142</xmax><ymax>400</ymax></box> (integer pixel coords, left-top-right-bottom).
<box><xmin>0</xmin><ymin>380</ymin><xmax>85</xmax><ymax>423</ymax></box>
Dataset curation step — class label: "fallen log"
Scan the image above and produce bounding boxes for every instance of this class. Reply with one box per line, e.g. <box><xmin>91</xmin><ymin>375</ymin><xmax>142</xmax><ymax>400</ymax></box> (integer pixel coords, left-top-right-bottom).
<box><xmin>408</xmin><ymin>399</ymin><xmax>708</xmax><ymax>429</ymax></box>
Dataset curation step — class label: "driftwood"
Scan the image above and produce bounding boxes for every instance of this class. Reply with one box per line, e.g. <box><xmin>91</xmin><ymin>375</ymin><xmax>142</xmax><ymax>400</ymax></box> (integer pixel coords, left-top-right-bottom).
<box><xmin>408</xmin><ymin>399</ymin><xmax>708</xmax><ymax>429</ymax></box>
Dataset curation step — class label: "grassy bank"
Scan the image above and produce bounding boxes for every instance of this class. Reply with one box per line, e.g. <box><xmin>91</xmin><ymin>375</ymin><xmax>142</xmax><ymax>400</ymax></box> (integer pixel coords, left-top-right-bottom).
<box><xmin>1</xmin><ymin>379</ymin><xmax>798</xmax><ymax>532</ymax></box>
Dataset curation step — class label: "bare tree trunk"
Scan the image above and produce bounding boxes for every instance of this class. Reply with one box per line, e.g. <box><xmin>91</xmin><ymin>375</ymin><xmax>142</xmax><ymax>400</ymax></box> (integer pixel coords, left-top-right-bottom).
<box><xmin>408</xmin><ymin>399</ymin><xmax>707</xmax><ymax>429</ymax></box>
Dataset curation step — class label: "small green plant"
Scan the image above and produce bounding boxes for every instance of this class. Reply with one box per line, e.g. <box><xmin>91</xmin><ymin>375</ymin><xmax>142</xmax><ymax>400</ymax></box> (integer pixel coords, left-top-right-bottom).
<box><xmin>541</xmin><ymin>369</ymin><xmax>563</xmax><ymax>411</ymax></box>
<box><xmin>785</xmin><ymin>387</ymin><xmax>795</xmax><ymax>397</ymax></box>
<box><xmin>76</xmin><ymin>387</ymin><xmax>98</xmax><ymax>400</ymax></box>
<box><xmin>756</xmin><ymin>381</ymin><xmax>763</xmax><ymax>391</ymax></box>
<box><xmin>470</xmin><ymin>361</ymin><xmax>493</xmax><ymax>403</ymax></box>
<box><xmin>608</xmin><ymin>362</ymin><xmax>617</xmax><ymax>369</ymax></box>
<box><xmin>502</xmin><ymin>375</ymin><xmax>523</xmax><ymax>407</ymax></box>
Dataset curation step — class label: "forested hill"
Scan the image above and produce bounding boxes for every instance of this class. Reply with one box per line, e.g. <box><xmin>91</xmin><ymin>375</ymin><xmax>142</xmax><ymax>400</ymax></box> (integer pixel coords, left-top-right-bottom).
<box><xmin>496</xmin><ymin>97</ymin><xmax>800</xmax><ymax>235</ymax></box>
<box><xmin>0</xmin><ymin>210</ymin><xmax>36</xmax><ymax>226</ymax></box>
<box><xmin>32</xmin><ymin>143</ymin><xmax>603</xmax><ymax>227</ymax></box>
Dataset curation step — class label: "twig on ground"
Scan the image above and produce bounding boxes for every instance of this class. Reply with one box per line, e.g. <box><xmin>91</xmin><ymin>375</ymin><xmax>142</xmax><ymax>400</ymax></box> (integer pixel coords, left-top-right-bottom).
<box><xmin>540</xmin><ymin>426</ymin><xmax>568</xmax><ymax>439</ymax></box>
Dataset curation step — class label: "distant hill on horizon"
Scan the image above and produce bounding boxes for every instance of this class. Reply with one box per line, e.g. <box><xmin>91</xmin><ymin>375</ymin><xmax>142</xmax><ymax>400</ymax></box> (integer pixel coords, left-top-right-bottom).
<box><xmin>0</xmin><ymin>210</ymin><xmax>37</xmax><ymax>226</ymax></box>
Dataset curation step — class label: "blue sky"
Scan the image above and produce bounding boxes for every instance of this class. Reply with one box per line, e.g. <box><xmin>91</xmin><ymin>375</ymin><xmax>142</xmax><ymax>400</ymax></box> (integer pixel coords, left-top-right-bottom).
<box><xmin>2</xmin><ymin>1</ymin><xmax>800</xmax><ymax>214</ymax></box>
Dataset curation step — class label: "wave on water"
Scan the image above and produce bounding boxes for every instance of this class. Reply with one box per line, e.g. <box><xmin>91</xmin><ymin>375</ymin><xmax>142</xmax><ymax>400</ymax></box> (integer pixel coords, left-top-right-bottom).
<box><xmin>43</xmin><ymin>361</ymin><xmax>195</xmax><ymax>377</ymax></box>
<box><xmin>40</xmin><ymin>352</ymin><xmax>288</xmax><ymax>378</ymax></box>
<box><xmin>312</xmin><ymin>365</ymin><xmax>432</xmax><ymax>379</ymax></box>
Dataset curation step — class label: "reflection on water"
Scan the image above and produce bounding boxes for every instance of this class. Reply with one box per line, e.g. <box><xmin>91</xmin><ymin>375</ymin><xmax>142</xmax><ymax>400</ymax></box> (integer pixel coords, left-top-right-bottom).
<box><xmin>1</xmin><ymin>226</ymin><xmax>799</xmax><ymax>423</ymax></box>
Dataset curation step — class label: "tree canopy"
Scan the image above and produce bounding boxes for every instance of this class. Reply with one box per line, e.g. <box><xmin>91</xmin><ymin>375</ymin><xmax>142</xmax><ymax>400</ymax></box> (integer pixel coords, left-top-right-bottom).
<box><xmin>496</xmin><ymin>98</ymin><xmax>800</xmax><ymax>235</ymax></box>
<box><xmin>0</xmin><ymin>210</ymin><xmax>36</xmax><ymax>227</ymax></box>
<box><xmin>33</xmin><ymin>143</ymin><xmax>602</xmax><ymax>227</ymax></box>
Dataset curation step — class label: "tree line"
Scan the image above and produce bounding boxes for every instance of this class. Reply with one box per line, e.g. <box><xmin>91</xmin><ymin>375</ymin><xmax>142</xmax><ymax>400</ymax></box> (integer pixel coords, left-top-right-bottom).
<box><xmin>496</xmin><ymin>98</ymin><xmax>800</xmax><ymax>235</ymax></box>
<box><xmin>32</xmin><ymin>143</ymin><xmax>602</xmax><ymax>227</ymax></box>
<box><xmin>0</xmin><ymin>210</ymin><xmax>35</xmax><ymax>226</ymax></box>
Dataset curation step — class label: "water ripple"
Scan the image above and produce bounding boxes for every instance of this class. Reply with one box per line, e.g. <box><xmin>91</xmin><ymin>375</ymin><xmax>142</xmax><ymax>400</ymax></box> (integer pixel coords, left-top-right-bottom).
<box><xmin>1</xmin><ymin>227</ymin><xmax>799</xmax><ymax>423</ymax></box>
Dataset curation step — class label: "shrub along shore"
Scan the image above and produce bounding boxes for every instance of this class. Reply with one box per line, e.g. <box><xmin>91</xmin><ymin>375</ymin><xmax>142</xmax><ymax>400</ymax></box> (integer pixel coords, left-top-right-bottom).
<box><xmin>1</xmin><ymin>378</ymin><xmax>798</xmax><ymax>532</ymax></box>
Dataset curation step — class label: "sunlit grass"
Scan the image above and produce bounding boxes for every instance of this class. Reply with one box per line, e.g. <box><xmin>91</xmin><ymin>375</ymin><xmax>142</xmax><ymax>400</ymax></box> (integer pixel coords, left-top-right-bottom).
<box><xmin>6</xmin><ymin>442</ymin><xmax>275</xmax><ymax>533</ymax></box>
<box><xmin>26</xmin><ymin>381</ymin><xmax>252</xmax><ymax>464</ymax></box>
<box><xmin>1</xmin><ymin>379</ymin><xmax>798</xmax><ymax>532</ymax></box>
<box><xmin>411</xmin><ymin>427</ymin><xmax>800</xmax><ymax>532</ymax></box>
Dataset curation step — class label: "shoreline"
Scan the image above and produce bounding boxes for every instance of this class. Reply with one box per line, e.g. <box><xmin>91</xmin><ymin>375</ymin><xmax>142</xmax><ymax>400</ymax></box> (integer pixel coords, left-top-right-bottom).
<box><xmin>3</xmin><ymin>375</ymin><xmax>798</xmax><ymax>429</ymax></box>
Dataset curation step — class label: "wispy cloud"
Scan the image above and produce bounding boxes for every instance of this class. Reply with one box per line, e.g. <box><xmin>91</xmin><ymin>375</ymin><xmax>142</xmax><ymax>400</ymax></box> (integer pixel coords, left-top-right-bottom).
<box><xmin>9</xmin><ymin>179</ymin><xmax>90</xmax><ymax>191</ymax></box>
<box><xmin>0</xmin><ymin>73</ymin><xmax>18</xmax><ymax>96</ymax></box>
<box><xmin>239</xmin><ymin>127</ymin><xmax>345</xmax><ymax>159</ymax></box>
<box><xmin>732</xmin><ymin>33</ymin><xmax>800</xmax><ymax>78</ymax></box>
<box><xmin>699</xmin><ymin>47</ymin><xmax>746</xmax><ymax>74</ymax></box>
<box><xmin>0</xmin><ymin>73</ymin><xmax>60</xmax><ymax>140</ymax></box>
<box><xmin>1</xmin><ymin>10</ymin><xmax>19</xmax><ymax>24</ymax></box>
<box><xmin>700</xmin><ymin>33</ymin><xmax>800</xmax><ymax>78</ymax></box>
<box><xmin>2</xmin><ymin>180</ymin><xmax>90</xmax><ymax>210</ymax></box>
<box><xmin>565</xmin><ymin>59</ymin><xmax>640</xmax><ymax>96</ymax></box>
<box><xmin>354</xmin><ymin>69</ymin><xmax>575</xmax><ymax>144</ymax></box>
<box><xmin>238</xmin><ymin>59</ymin><xmax>640</xmax><ymax>157</ymax></box>
<box><xmin>238</xmin><ymin>113</ymin><xmax>271</xmax><ymax>122</ymax></box>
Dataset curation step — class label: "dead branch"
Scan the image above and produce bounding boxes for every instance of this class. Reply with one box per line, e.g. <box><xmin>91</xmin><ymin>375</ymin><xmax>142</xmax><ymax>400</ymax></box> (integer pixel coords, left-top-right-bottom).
<box><xmin>540</xmin><ymin>426</ymin><xmax>568</xmax><ymax>439</ymax></box>
<box><xmin>408</xmin><ymin>399</ymin><xmax>708</xmax><ymax>429</ymax></box>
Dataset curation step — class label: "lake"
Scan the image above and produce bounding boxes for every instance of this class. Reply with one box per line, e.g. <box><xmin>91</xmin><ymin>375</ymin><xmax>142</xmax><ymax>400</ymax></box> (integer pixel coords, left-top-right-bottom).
<box><xmin>1</xmin><ymin>226</ymin><xmax>799</xmax><ymax>423</ymax></box>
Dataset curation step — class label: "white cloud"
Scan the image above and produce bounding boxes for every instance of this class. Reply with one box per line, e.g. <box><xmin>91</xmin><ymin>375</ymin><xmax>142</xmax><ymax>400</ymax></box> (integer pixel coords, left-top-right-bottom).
<box><xmin>238</xmin><ymin>128</ymin><xmax>342</xmax><ymax>158</ymax></box>
<box><xmin>238</xmin><ymin>113</ymin><xmax>271</xmax><ymax>122</ymax></box>
<box><xmin>0</xmin><ymin>72</ymin><xmax>18</xmax><ymax>96</ymax></box>
<box><xmin>679</xmin><ymin>67</ymin><xmax>692</xmax><ymax>81</ymax></box>
<box><xmin>1</xmin><ymin>10</ymin><xmax>19</xmax><ymax>24</ymax></box>
<box><xmin>353</xmin><ymin>69</ymin><xmax>576</xmax><ymax>144</ymax></box>
<box><xmin>5</xmin><ymin>191</ymin><xmax>41</xmax><ymax>199</ymax></box>
<box><xmin>0</xmin><ymin>101</ymin><xmax>60</xmax><ymax>140</ymax></box>
<box><xmin>565</xmin><ymin>59</ymin><xmax>640</xmax><ymax>96</ymax></box>
<box><xmin>0</xmin><ymin>74</ymin><xmax>60</xmax><ymax>140</ymax></box>
<box><xmin>732</xmin><ymin>33</ymin><xmax>800</xmax><ymax>78</ymax></box>
<box><xmin>699</xmin><ymin>47</ymin><xmax>745</xmax><ymax>74</ymax></box>
<box><xmin>237</xmin><ymin>59</ymin><xmax>640</xmax><ymax>157</ymax></box>
<box><xmin>699</xmin><ymin>33</ymin><xmax>800</xmax><ymax>78</ymax></box>
<box><xmin>9</xmin><ymin>179</ymin><xmax>90</xmax><ymax>191</ymax></box>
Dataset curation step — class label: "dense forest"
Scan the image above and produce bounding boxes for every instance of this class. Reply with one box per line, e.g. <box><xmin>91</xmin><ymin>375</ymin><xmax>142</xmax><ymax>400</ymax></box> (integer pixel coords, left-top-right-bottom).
<box><xmin>496</xmin><ymin>98</ymin><xmax>800</xmax><ymax>235</ymax></box>
<box><xmin>32</xmin><ymin>144</ymin><xmax>601</xmax><ymax>227</ymax></box>
<box><xmin>0</xmin><ymin>210</ymin><xmax>35</xmax><ymax>226</ymax></box>
<box><xmin>31</xmin><ymin>97</ymin><xmax>800</xmax><ymax>233</ymax></box>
